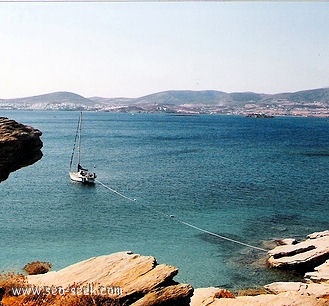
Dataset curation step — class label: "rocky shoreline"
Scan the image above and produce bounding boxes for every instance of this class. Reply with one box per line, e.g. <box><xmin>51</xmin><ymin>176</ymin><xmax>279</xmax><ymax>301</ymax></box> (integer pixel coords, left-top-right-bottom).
<box><xmin>192</xmin><ymin>230</ymin><xmax>329</xmax><ymax>305</ymax></box>
<box><xmin>1</xmin><ymin>231</ymin><xmax>327</xmax><ymax>305</ymax></box>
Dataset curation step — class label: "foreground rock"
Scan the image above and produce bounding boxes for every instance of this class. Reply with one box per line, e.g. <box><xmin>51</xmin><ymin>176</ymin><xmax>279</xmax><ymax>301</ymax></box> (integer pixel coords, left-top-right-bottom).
<box><xmin>265</xmin><ymin>282</ymin><xmax>329</xmax><ymax>298</ymax></box>
<box><xmin>0</xmin><ymin>117</ymin><xmax>43</xmax><ymax>182</ymax></box>
<box><xmin>190</xmin><ymin>287</ymin><xmax>329</xmax><ymax>306</ymax></box>
<box><xmin>268</xmin><ymin>230</ymin><xmax>329</xmax><ymax>270</ymax></box>
<box><xmin>28</xmin><ymin>251</ymin><xmax>193</xmax><ymax>305</ymax></box>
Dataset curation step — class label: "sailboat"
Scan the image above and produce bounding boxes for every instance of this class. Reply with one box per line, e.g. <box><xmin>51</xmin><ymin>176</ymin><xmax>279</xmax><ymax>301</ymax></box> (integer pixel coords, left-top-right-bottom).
<box><xmin>69</xmin><ymin>112</ymin><xmax>97</xmax><ymax>184</ymax></box>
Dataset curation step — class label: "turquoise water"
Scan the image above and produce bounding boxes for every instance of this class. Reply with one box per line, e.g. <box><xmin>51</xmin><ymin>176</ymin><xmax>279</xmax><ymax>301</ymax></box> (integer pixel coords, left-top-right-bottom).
<box><xmin>1</xmin><ymin>111</ymin><xmax>329</xmax><ymax>289</ymax></box>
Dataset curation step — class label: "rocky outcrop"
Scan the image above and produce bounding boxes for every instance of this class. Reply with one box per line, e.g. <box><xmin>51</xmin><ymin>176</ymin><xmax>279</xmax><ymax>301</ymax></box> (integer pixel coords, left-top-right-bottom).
<box><xmin>255</xmin><ymin>230</ymin><xmax>329</xmax><ymax>305</ymax></box>
<box><xmin>27</xmin><ymin>251</ymin><xmax>193</xmax><ymax>305</ymax></box>
<box><xmin>267</xmin><ymin>230</ymin><xmax>329</xmax><ymax>270</ymax></box>
<box><xmin>190</xmin><ymin>287</ymin><xmax>329</xmax><ymax>306</ymax></box>
<box><xmin>0</xmin><ymin>117</ymin><xmax>42</xmax><ymax>182</ymax></box>
<box><xmin>189</xmin><ymin>231</ymin><xmax>329</xmax><ymax>306</ymax></box>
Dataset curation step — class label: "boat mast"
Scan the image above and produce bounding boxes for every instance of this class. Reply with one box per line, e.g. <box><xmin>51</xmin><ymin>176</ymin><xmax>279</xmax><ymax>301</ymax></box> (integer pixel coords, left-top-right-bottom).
<box><xmin>77</xmin><ymin>111</ymin><xmax>82</xmax><ymax>167</ymax></box>
<box><xmin>69</xmin><ymin>111</ymin><xmax>82</xmax><ymax>171</ymax></box>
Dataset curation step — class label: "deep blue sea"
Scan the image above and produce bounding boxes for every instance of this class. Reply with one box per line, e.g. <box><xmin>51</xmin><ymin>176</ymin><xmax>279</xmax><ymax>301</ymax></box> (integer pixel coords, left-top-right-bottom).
<box><xmin>1</xmin><ymin>111</ymin><xmax>329</xmax><ymax>289</ymax></box>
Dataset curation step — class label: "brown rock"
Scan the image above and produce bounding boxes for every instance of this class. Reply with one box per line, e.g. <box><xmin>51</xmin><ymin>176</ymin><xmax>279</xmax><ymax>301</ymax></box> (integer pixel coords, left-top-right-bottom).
<box><xmin>190</xmin><ymin>287</ymin><xmax>329</xmax><ymax>306</ymax></box>
<box><xmin>190</xmin><ymin>287</ymin><xmax>235</xmax><ymax>306</ymax></box>
<box><xmin>267</xmin><ymin>231</ymin><xmax>329</xmax><ymax>270</ymax></box>
<box><xmin>258</xmin><ymin>231</ymin><xmax>329</xmax><ymax>305</ymax></box>
<box><xmin>276</xmin><ymin>238</ymin><xmax>297</xmax><ymax>246</ymax></box>
<box><xmin>265</xmin><ymin>281</ymin><xmax>329</xmax><ymax>299</ymax></box>
<box><xmin>205</xmin><ymin>292</ymin><xmax>329</xmax><ymax>306</ymax></box>
<box><xmin>131</xmin><ymin>284</ymin><xmax>193</xmax><ymax>306</ymax></box>
<box><xmin>28</xmin><ymin>251</ymin><xmax>193</xmax><ymax>305</ymax></box>
<box><xmin>0</xmin><ymin>117</ymin><xmax>43</xmax><ymax>182</ymax></box>
<box><xmin>308</xmin><ymin>231</ymin><xmax>329</xmax><ymax>240</ymax></box>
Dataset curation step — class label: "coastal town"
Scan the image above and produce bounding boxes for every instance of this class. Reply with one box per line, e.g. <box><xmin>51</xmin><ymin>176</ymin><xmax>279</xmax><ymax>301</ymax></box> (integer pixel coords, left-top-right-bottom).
<box><xmin>1</xmin><ymin>88</ymin><xmax>329</xmax><ymax>117</ymax></box>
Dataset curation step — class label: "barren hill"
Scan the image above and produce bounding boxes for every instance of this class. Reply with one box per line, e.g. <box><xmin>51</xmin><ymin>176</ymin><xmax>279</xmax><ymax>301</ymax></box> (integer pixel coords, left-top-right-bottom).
<box><xmin>1</xmin><ymin>87</ymin><xmax>329</xmax><ymax>116</ymax></box>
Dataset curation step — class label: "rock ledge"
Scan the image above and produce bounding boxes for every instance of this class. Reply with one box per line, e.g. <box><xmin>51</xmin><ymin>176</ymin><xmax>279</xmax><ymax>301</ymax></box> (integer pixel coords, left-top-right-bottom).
<box><xmin>268</xmin><ymin>230</ymin><xmax>329</xmax><ymax>270</ymax></box>
<box><xmin>28</xmin><ymin>251</ymin><xmax>193</xmax><ymax>306</ymax></box>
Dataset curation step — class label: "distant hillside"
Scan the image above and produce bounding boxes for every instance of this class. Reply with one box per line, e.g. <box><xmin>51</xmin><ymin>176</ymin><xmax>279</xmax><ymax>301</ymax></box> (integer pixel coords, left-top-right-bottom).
<box><xmin>131</xmin><ymin>90</ymin><xmax>228</xmax><ymax>105</ymax></box>
<box><xmin>6</xmin><ymin>92</ymin><xmax>93</xmax><ymax>105</ymax></box>
<box><xmin>272</xmin><ymin>88</ymin><xmax>329</xmax><ymax>103</ymax></box>
<box><xmin>129</xmin><ymin>88</ymin><xmax>329</xmax><ymax>106</ymax></box>
<box><xmin>0</xmin><ymin>92</ymin><xmax>96</xmax><ymax>110</ymax></box>
<box><xmin>1</xmin><ymin>87</ymin><xmax>329</xmax><ymax>116</ymax></box>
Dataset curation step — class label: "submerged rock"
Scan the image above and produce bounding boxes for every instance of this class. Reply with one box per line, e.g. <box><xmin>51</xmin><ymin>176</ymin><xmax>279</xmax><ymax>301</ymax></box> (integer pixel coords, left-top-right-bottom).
<box><xmin>276</xmin><ymin>238</ymin><xmax>297</xmax><ymax>246</ymax></box>
<box><xmin>0</xmin><ymin>117</ymin><xmax>43</xmax><ymax>182</ymax></box>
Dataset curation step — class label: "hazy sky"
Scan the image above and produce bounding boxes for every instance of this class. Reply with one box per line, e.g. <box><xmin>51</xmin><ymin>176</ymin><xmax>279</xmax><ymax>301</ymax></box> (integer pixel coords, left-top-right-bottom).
<box><xmin>0</xmin><ymin>2</ymin><xmax>328</xmax><ymax>99</ymax></box>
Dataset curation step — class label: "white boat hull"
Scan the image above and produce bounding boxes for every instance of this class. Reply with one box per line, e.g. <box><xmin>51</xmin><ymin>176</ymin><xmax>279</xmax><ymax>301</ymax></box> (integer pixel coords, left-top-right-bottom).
<box><xmin>69</xmin><ymin>170</ymin><xmax>96</xmax><ymax>184</ymax></box>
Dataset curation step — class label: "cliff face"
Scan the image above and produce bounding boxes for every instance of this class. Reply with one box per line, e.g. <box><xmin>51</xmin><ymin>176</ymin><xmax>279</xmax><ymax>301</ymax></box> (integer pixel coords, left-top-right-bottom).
<box><xmin>0</xmin><ymin>117</ymin><xmax>43</xmax><ymax>182</ymax></box>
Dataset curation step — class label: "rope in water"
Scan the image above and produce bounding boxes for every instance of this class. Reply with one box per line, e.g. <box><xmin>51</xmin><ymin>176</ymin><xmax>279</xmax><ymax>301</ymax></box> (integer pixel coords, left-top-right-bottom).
<box><xmin>96</xmin><ymin>179</ymin><xmax>137</xmax><ymax>202</ymax></box>
<box><xmin>95</xmin><ymin>179</ymin><xmax>268</xmax><ymax>253</ymax></box>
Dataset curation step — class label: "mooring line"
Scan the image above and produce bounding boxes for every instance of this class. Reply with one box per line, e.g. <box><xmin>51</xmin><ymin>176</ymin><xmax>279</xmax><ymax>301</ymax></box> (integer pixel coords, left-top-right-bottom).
<box><xmin>175</xmin><ymin>219</ymin><xmax>268</xmax><ymax>252</ymax></box>
<box><xmin>96</xmin><ymin>179</ymin><xmax>268</xmax><ymax>252</ymax></box>
<box><xmin>95</xmin><ymin>179</ymin><xmax>136</xmax><ymax>202</ymax></box>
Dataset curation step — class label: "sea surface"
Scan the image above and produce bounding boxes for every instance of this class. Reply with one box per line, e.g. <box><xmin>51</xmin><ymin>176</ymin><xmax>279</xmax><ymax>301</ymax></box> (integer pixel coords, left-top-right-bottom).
<box><xmin>1</xmin><ymin>110</ymin><xmax>329</xmax><ymax>289</ymax></box>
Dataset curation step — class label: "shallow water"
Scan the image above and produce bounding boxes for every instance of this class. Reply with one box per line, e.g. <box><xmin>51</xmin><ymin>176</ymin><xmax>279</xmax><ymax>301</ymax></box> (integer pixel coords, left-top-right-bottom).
<box><xmin>1</xmin><ymin>111</ymin><xmax>329</xmax><ymax>289</ymax></box>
